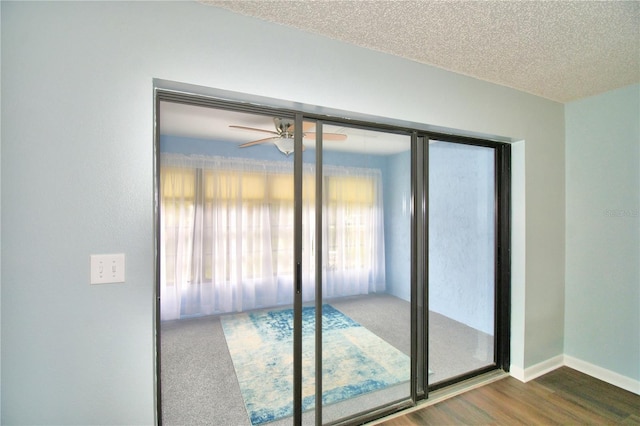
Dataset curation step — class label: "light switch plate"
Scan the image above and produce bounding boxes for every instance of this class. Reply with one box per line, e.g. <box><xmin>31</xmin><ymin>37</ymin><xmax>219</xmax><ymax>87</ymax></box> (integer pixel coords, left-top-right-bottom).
<box><xmin>90</xmin><ymin>254</ymin><xmax>125</xmax><ymax>284</ymax></box>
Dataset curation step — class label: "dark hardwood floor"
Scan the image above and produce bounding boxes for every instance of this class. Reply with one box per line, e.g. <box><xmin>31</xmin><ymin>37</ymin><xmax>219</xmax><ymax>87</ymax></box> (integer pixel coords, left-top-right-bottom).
<box><xmin>378</xmin><ymin>367</ymin><xmax>640</xmax><ymax>425</ymax></box>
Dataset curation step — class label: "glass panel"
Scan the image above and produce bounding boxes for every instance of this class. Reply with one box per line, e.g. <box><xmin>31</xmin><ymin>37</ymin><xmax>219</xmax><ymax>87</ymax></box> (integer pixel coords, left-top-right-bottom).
<box><xmin>428</xmin><ymin>140</ymin><xmax>496</xmax><ymax>385</ymax></box>
<box><xmin>159</xmin><ymin>102</ymin><xmax>295</xmax><ymax>425</ymax></box>
<box><xmin>318</xmin><ymin>124</ymin><xmax>412</xmax><ymax>423</ymax></box>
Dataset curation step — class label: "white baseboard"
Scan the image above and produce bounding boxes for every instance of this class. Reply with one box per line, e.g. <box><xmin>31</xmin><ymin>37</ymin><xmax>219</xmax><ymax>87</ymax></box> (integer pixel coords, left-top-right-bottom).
<box><xmin>564</xmin><ymin>355</ymin><xmax>640</xmax><ymax>395</ymax></box>
<box><xmin>511</xmin><ymin>354</ymin><xmax>640</xmax><ymax>395</ymax></box>
<box><xmin>510</xmin><ymin>355</ymin><xmax>564</xmax><ymax>382</ymax></box>
<box><xmin>509</xmin><ymin>364</ymin><xmax>526</xmax><ymax>382</ymax></box>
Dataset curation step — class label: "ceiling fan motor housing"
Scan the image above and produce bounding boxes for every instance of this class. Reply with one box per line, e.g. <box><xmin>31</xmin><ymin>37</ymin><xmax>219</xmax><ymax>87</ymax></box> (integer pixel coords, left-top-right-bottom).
<box><xmin>274</xmin><ymin>117</ymin><xmax>295</xmax><ymax>138</ymax></box>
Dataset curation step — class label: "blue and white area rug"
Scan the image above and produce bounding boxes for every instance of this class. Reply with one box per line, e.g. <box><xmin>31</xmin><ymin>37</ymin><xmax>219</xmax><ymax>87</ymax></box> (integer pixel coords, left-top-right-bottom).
<box><xmin>221</xmin><ymin>305</ymin><xmax>410</xmax><ymax>425</ymax></box>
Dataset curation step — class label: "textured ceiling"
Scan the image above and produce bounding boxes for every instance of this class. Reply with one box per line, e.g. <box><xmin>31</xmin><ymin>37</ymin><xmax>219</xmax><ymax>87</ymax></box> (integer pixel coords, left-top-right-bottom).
<box><xmin>205</xmin><ymin>0</ymin><xmax>639</xmax><ymax>103</ymax></box>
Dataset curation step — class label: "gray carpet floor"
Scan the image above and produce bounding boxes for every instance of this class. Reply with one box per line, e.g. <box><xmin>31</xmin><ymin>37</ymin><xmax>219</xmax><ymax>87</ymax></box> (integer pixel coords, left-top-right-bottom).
<box><xmin>160</xmin><ymin>294</ymin><xmax>493</xmax><ymax>425</ymax></box>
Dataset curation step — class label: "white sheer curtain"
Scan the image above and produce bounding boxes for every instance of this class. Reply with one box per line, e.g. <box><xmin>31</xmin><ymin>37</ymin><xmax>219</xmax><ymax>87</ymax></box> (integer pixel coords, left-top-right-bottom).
<box><xmin>160</xmin><ymin>153</ymin><xmax>385</xmax><ymax>321</ymax></box>
<box><xmin>322</xmin><ymin>168</ymin><xmax>386</xmax><ymax>296</ymax></box>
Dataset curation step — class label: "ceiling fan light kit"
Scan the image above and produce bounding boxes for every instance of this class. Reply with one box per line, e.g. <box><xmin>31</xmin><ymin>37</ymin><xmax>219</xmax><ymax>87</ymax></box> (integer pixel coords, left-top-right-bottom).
<box><xmin>274</xmin><ymin>137</ymin><xmax>295</xmax><ymax>156</ymax></box>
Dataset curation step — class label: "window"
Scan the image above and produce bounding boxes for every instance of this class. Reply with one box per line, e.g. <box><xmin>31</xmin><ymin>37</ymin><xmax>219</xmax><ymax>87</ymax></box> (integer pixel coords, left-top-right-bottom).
<box><xmin>159</xmin><ymin>154</ymin><xmax>385</xmax><ymax>319</ymax></box>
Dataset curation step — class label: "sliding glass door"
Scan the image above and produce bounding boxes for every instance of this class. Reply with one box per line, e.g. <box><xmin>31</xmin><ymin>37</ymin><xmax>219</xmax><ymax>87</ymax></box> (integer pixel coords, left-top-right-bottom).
<box><xmin>313</xmin><ymin>122</ymin><xmax>413</xmax><ymax>423</ymax></box>
<box><xmin>155</xmin><ymin>92</ymin><xmax>510</xmax><ymax>425</ymax></box>
<box><xmin>427</xmin><ymin>140</ymin><xmax>505</xmax><ymax>387</ymax></box>
<box><xmin>156</xmin><ymin>102</ymin><xmax>416</xmax><ymax>425</ymax></box>
<box><xmin>158</xmin><ymin>104</ymin><xmax>299</xmax><ymax>425</ymax></box>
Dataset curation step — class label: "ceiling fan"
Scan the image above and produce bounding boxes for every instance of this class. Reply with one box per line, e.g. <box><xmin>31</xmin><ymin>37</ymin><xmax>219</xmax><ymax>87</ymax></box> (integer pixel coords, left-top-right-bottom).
<box><xmin>230</xmin><ymin>118</ymin><xmax>347</xmax><ymax>156</ymax></box>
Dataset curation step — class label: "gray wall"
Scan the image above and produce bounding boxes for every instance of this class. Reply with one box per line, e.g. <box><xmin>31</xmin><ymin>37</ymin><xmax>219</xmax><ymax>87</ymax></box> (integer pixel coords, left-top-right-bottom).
<box><xmin>2</xmin><ymin>1</ymin><xmax>566</xmax><ymax>423</ymax></box>
<box><xmin>565</xmin><ymin>84</ymin><xmax>640</xmax><ymax>382</ymax></box>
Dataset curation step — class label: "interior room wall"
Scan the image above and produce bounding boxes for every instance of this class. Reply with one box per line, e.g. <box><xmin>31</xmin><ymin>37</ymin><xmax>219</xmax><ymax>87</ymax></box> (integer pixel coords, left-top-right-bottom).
<box><xmin>429</xmin><ymin>142</ymin><xmax>495</xmax><ymax>335</ymax></box>
<box><xmin>509</xmin><ymin>140</ymin><xmax>527</xmax><ymax>378</ymax></box>
<box><xmin>162</xmin><ymin>135</ymin><xmax>291</xmax><ymax>163</ymax></box>
<box><xmin>383</xmin><ymin>149</ymin><xmax>412</xmax><ymax>302</ymax></box>
<box><xmin>2</xmin><ymin>1</ymin><xmax>565</xmax><ymax>423</ymax></box>
<box><xmin>160</xmin><ymin>135</ymin><xmax>387</xmax><ymax>170</ymax></box>
<box><xmin>565</xmin><ymin>83</ymin><xmax>640</xmax><ymax>384</ymax></box>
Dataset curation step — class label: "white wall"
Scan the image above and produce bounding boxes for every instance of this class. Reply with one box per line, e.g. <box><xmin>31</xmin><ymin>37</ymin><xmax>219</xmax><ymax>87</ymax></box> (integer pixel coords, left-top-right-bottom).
<box><xmin>565</xmin><ymin>84</ymin><xmax>640</xmax><ymax>383</ymax></box>
<box><xmin>1</xmin><ymin>1</ymin><xmax>565</xmax><ymax>424</ymax></box>
<box><xmin>509</xmin><ymin>140</ymin><xmax>527</xmax><ymax>379</ymax></box>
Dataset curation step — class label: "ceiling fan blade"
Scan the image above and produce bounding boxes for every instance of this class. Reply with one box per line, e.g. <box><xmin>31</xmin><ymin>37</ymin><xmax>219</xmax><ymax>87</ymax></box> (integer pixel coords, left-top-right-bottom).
<box><xmin>323</xmin><ymin>133</ymin><xmax>348</xmax><ymax>141</ymax></box>
<box><xmin>304</xmin><ymin>132</ymin><xmax>347</xmax><ymax>141</ymax></box>
<box><xmin>286</xmin><ymin>122</ymin><xmax>315</xmax><ymax>133</ymax></box>
<box><xmin>230</xmin><ymin>125</ymin><xmax>279</xmax><ymax>136</ymax></box>
<box><xmin>239</xmin><ymin>137</ymin><xmax>276</xmax><ymax>148</ymax></box>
